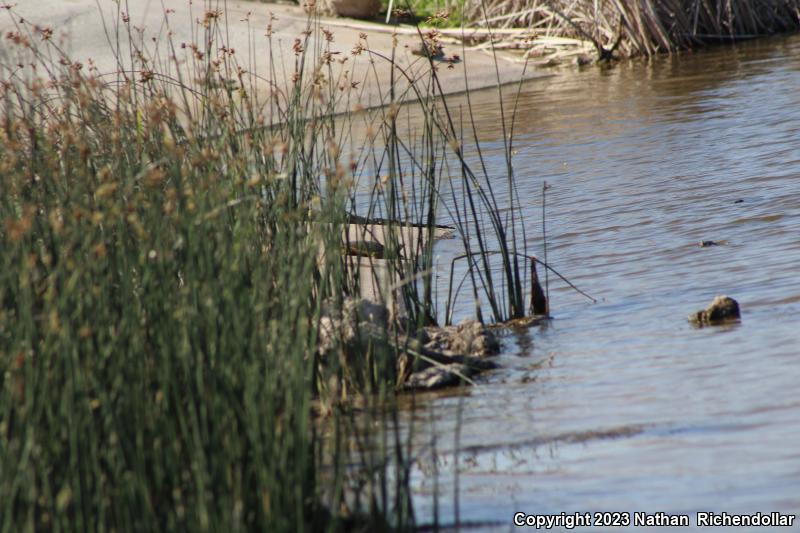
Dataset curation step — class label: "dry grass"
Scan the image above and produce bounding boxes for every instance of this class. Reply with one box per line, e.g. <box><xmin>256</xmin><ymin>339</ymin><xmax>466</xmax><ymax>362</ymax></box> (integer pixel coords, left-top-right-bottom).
<box><xmin>456</xmin><ymin>0</ymin><xmax>800</xmax><ymax>60</ymax></box>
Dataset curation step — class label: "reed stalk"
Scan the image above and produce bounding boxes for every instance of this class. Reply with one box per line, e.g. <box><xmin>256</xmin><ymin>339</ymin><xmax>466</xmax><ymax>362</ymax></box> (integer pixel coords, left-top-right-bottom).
<box><xmin>0</xmin><ymin>0</ymin><xmax>561</xmax><ymax>528</ymax></box>
<box><xmin>0</xmin><ymin>6</ymin><xmax>424</xmax><ymax>530</ymax></box>
<box><xmin>455</xmin><ymin>0</ymin><xmax>800</xmax><ymax>58</ymax></box>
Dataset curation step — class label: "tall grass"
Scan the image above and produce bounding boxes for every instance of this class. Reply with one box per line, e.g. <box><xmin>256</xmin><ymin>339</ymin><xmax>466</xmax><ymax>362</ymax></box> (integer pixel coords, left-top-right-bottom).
<box><xmin>0</xmin><ymin>1</ymin><xmax>550</xmax><ymax>528</ymax></box>
<box><xmin>0</xmin><ymin>7</ymin><xmax>420</xmax><ymax>530</ymax></box>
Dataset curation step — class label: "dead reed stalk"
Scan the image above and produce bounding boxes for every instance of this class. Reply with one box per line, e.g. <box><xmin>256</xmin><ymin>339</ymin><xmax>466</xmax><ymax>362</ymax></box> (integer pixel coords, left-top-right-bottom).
<box><xmin>460</xmin><ymin>0</ymin><xmax>800</xmax><ymax>59</ymax></box>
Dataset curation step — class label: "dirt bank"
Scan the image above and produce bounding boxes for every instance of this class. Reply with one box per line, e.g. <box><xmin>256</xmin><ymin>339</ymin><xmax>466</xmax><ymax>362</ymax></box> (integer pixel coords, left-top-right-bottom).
<box><xmin>2</xmin><ymin>0</ymin><xmax>547</xmax><ymax>110</ymax></box>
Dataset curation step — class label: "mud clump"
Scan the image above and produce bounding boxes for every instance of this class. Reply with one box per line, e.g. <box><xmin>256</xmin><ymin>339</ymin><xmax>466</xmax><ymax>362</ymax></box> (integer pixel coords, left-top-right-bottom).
<box><xmin>689</xmin><ymin>295</ymin><xmax>741</xmax><ymax>326</ymax></box>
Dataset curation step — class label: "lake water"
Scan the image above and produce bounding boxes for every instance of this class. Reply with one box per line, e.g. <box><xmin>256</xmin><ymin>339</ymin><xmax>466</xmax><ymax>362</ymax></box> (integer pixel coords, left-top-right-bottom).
<box><xmin>398</xmin><ymin>34</ymin><xmax>800</xmax><ymax>530</ymax></box>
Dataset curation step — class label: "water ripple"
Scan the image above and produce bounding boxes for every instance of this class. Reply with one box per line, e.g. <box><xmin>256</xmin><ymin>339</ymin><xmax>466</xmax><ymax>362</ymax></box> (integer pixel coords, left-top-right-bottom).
<box><xmin>401</xmin><ymin>32</ymin><xmax>800</xmax><ymax>527</ymax></box>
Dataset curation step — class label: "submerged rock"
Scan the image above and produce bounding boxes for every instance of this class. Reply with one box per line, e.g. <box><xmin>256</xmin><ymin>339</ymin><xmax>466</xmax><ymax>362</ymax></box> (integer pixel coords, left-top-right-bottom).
<box><xmin>689</xmin><ymin>295</ymin><xmax>741</xmax><ymax>326</ymax></box>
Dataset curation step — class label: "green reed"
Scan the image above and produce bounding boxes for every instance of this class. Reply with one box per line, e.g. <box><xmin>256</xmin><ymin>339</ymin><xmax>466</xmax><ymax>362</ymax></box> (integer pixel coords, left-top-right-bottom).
<box><xmin>0</xmin><ymin>1</ymin><xmax>550</xmax><ymax>528</ymax></box>
<box><xmin>0</xmin><ymin>7</ymin><xmax>419</xmax><ymax>531</ymax></box>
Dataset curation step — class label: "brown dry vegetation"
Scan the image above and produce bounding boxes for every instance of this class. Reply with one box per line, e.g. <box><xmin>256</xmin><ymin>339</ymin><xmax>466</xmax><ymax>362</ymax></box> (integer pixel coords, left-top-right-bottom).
<box><xmin>427</xmin><ymin>0</ymin><xmax>800</xmax><ymax>59</ymax></box>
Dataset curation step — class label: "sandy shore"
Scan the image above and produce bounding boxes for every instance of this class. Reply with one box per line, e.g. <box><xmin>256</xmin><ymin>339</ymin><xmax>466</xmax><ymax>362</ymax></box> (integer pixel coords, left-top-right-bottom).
<box><xmin>2</xmin><ymin>0</ymin><xmax>546</xmax><ymax>109</ymax></box>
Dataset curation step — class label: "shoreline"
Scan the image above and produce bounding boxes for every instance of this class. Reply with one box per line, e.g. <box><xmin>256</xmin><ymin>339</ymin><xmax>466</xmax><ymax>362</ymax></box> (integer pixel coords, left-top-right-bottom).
<box><xmin>2</xmin><ymin>0</ymin><xmax>550</xmax><ymax>111</ymax></box>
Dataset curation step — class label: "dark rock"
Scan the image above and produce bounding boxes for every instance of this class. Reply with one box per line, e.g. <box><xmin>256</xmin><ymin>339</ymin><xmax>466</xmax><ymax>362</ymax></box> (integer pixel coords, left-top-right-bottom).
<box><xmin>309</xmin><ymin>0</ymin><xmax>381</xmax><ymax>18</ymax></box>
<box><xmin>689</xmin><ymin>295</ymin><xmax>741</xmax><ymax>326</ymax></box>
<box><xmin>699</xmin><ymin>240</ymin><xmax>720</xmax><ymax>247</ymax></box>
<box><xmin>346</xmin><ymin>240</ymin><xmax>384</xmax><ymax>258</ymax></box>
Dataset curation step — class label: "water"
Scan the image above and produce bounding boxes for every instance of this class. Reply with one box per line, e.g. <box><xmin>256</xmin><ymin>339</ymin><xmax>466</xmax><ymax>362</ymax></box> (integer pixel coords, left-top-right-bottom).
<box><xmin>399</xmin><ymin>35</ymin><xmax>800</xmax><ymax>530</ymax></box>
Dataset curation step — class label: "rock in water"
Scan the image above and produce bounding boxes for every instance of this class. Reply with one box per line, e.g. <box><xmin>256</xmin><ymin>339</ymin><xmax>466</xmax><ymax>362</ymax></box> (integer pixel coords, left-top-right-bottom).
<box><xmin>689</xmin><ymin>295</ymin><xmax>741</xmax><ymax>326</ymax></box>
<box><xmin>423</xmin><ymin>319</ymin><xmax>500</xmax><ymax>357</ymax></box>
<box><xmin>405</xmin><ymin>364</ymin><xmax>468</xmax><ymax>390</ymax></box>
<box><xmin>318</xmin><ymin>297</ymin><xmax>389</xmax><ymax>356</ymax></box>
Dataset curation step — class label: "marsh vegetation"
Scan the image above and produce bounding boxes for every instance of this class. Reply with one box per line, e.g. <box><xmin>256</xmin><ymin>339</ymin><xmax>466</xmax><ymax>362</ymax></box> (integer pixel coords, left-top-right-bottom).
<box><xmin>0</xmin><ymin>3</ymin><xmax>551</xmax><ymax>529</ymax></box>
<box><xmin>373</xmin><ymin>0</ymin><xmax>800</xmax><ymax>61</ymax></box>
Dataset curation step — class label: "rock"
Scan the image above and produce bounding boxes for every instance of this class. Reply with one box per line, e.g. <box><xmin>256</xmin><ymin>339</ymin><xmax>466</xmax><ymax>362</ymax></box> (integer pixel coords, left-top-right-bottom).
<box><xmin>308</xmin><ymin>0</ymin><xmax>381</xmax><ymax>19</ymax></box>
<box><xmin>456</xmin><ymin>320</ymin><xmax>499</xmax><ymax>356</ymax></box>
<box><xmin>405</xmin><ymin>364</ymin><xmax>469</xmax><ymax>390</ymax></box>
<box><xmin>698</xmin><ymin>240</ymin><xmax>720</xmax><ymax>247</ymax></box>
<box><xmin>689</xmin><ymin>295</ymin><xmax>741</xmax><ymax>326</ymax></box>
<box><xmin>404</xmin><ymin>353</ymin><xmax>499</xmax><ymax>390</ymax></box>
<box><xmin>317</xmin><ymin>300</ymin><xmax>503</xmax><ymax>390</ymax></box>
<box><xmin>318</xmin><ymin>297</ymin><xmax>389</xmax><ymax>355</ymax></box>
<box><xmin>350</xmin><ymin>298</ymin><xmax>389</xmax><ymax>327</ymax></box>
<box><xmin>346</xmin><ymin>240</ymin><xmax>384</xmax><ymax>258</ymax></box>
<box><xmin>330</xmin><ymin>0</ymin><xmax>381</xmax><ymax>18</ymax></box>
<box><xmin>423</xmin><ymin>319</ymin><xmax>500</xmax><ymax>357</ymax></box>
<box><xmin>397</xmin><ymin>328</ymin><xmax>499</xmax><ymax>388</ymax></box>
